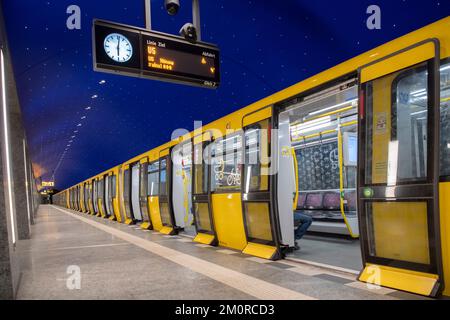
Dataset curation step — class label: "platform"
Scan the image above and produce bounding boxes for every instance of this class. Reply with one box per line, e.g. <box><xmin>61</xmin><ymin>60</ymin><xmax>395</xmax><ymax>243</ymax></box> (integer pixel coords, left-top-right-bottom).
<box><xmin>15</xmin><ymin>205</ymin><xmax>427</xmax><ymax>300</ymax></box>
<box><xmin>286</xmin><ymin>234</ymin><xmax>362</xmax><ymax>272</ymax></box>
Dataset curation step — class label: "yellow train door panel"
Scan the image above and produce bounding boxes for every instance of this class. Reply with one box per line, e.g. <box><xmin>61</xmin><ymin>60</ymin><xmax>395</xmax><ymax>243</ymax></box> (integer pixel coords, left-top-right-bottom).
<box><xmin>358</xmin><ymin>39</ymin><xmax>443</xmax><ymax>297</ymax></box>
<box><xmin>210</xmin><ymin>133</ymin><xmax>247</xmax><ymax>251</ymax></box>
<box><xmin>241</xmin><ymin>108</ymin><xmax>281</xmax><ymax>260</ymax></box>
<box><xmin>192</xmin><ymin>132</ymin><xmax>217</xmax><ymax>246</ymax></box>
<box><xmin>147</xmin><ymin>160</ymin><xmax>163</xmax><ymax>231</ymax></box>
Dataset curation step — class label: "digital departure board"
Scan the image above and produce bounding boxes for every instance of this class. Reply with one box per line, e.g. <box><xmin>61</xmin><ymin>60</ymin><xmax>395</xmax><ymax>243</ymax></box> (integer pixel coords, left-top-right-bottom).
<box><xmin>93</xmin><ymin>20</ymin><xmax>220</xmax><ymax>88</ymax></box>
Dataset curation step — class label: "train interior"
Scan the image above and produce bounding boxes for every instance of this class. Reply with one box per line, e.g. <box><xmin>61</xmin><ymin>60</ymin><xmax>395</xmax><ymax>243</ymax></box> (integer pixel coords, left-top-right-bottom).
<box><xmin>171</xmin><ymin>142</ymin><xmax>196</xmax><ymax>236</ymax></box>
<box><xmin>277</xmin><ymin>78</ymin><xmax>362</xmax><ymax>271</ymax></box>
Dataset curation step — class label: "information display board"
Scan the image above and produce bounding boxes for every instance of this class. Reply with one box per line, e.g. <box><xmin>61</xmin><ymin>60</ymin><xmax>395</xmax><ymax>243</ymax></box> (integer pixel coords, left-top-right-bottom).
<box><xmin>93</xmin><ymin>19</ymin><xmax>220</xmax><ymax>88</ymax></box>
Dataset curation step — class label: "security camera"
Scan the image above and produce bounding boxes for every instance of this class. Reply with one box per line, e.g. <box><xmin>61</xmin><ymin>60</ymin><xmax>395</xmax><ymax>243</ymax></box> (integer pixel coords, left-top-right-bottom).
<box><xmin>179</xmin><ymin>23</ymin><xmax>197</xmax><ymax>43</ymax></box>
<box><xmin>165</xmin><ymin>0</ymin><xmax>180</xmax><ymax>16</ymax></box>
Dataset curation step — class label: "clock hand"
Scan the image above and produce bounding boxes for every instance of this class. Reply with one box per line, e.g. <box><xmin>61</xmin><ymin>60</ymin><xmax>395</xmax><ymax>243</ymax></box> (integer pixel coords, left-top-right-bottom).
<box><xmin>117</xmin><ymin>36</ymin><xmax>120</xmax><ymax>57</ymax></box>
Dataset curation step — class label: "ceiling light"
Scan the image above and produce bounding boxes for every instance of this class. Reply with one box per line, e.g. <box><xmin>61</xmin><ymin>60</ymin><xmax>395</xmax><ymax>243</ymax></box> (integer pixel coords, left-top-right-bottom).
<box><xmin>99</xmin><ymin>80</ymin><xmax>106</xmax><ymax>84</ymax></box>
<box><xmin>91</xmin><ymin>94</ymin><xmax>98</xmax><ymax>99</ymax></box>
<box><xmin>308</xmin><ymin>98</ymin><xmax>357</xmax><ymax>117</ymax></box>
<box><xmin>411</xmin><ymin>110</ymin><xmax>427</xmax><ymax>116</ymax></box>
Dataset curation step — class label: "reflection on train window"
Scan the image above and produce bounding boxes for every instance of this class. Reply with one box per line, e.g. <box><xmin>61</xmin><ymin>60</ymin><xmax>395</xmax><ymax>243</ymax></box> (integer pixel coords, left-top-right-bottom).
<box><xmin>160</xmin><ymin>159</ymin><xmax>167</xmax><ymax>196</ymax></box>
<box><xmin>440</xmin><ymin>61</ymin><xmax>450</xmax><ymax>178</ymax></box>
<box><xmin>147</xmin><ymin>161</ymin><xmax>159</xmax><ymax>196</ymax></box>
<box><xmin>98</xmin><ymin>179</ymin><xmax>103</xmax><ymax>198</ymax></box>
<box><xmin>194</xmin><ymin>143</ymin><xmax>208</xmax><ymax>194</ymax></box>
<box><xmin>364</xmin><ymin>63</ymin><xmax>428</xmax><ymax>185</ymax></box>
<box><xmin>211</xmin><ymin>134</ymin><xmax>242</xmax><ymax>192</ymax></box>
<box><xmin>244</xmin><ymin>119</ymin><xmax>270</xmax><ymax>192</ymax></box>
<box><xmin>111</xmin><ymin>175</ymin><xmax>116</xmax><ymax>198</ymax></box>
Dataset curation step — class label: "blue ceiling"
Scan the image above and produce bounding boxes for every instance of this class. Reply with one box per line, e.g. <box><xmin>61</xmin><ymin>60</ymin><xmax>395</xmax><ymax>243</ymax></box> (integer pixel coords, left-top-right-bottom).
<box><xmin>2</xmin><ymin>0</ymin><xmax>448</xmax><ymax>190</ymax></box>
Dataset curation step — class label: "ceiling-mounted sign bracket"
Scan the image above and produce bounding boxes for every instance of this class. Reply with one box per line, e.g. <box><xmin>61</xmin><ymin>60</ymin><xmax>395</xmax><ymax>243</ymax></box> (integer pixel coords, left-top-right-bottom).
<box><xmin>144</xmin><ymin>0</ymin><xmax>201</xmax><ymax>41</ymax></box>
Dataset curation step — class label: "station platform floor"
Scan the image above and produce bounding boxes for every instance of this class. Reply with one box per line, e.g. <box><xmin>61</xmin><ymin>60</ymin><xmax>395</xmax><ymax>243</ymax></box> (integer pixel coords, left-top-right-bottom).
<box><xmin>286</xmin><ymin>234</ymin><xmax>362</xmax><ymax>272</ymax></box>
<box><xmin>15</xmin><ymin>205</ymin><xmax>428</xmax><ymax>300</ymax></box>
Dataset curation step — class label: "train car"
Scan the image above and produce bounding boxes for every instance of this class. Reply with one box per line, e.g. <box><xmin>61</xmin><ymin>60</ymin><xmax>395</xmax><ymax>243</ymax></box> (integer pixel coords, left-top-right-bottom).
<box><xmin>53</xmin><ymin>16</ymin><xmax>450</xmax><ymax>297</ymax></box>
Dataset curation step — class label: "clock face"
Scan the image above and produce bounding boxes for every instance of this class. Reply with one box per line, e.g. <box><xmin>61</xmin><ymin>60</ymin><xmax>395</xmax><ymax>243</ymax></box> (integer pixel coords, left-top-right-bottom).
<box><xmin>103</xmin><ymin>33</ymin><xmax>133</xmax><ymax>63</ymax></box>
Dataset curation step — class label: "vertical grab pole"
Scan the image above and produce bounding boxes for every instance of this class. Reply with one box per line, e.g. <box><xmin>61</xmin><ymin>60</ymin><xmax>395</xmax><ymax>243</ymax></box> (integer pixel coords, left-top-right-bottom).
<box><xmin>192</xmin><ymin>0</ymin><xmax>201</xmax><ymax>41</ymax></box>
<box><xmin>145</xmin><ymin>0</ymin><xmax>152</xmax><ymax>30</ymax></box>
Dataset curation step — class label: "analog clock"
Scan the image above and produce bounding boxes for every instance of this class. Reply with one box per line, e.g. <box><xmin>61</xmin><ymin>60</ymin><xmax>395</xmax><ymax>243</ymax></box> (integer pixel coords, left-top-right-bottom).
<box><xmin>103</xmin><ymin>33</ymin><xmax>133</xmax><ymax>63</ymax></box>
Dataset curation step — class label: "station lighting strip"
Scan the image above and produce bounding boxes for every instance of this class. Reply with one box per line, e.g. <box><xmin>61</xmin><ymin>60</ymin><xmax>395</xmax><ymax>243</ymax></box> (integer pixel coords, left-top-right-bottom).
<box><xmin>23</xmin><ymin>139</ymin><xmax>31</xmax><ymax>226</ymax></box>
<box><xmin>1</xmin><ymin>49</ymin><xmax>17</xmax><ymax>245</ymax></box>
<box><xmin>51</xmin><ymin>80</ymin><xmax>105</xmax><ymax>181</ymax></box>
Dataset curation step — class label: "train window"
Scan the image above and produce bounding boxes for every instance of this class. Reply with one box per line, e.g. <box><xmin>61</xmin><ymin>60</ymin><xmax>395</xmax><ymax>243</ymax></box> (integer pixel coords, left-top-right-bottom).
<box><xmin>111</xmin><ymin>175</ymin><xmax>116</xmax><ymax>198</ymax></box>
<box><xmin>211</xmin><ymin>134</ymin><xmax>242</xmax><ymax>192</ymax></box>
<box><xmin>148</xmin><ymin>161</ymin><xmax>159</xmax><ymax>196</ymax></box>
<box><xmin>244</xmin><ymin>119</ymin><xmax>270</xmax><ymax>192</ymax></box>
<box><xmin>160</xmin><ymin>159</ymin><xmax>167</xmax><ymax>196</ymax></box>
<box><xmin>365</xmin><ymin>63</ymin><xmax>428</xmax><ymax>185</ymax></box>
<box><xmin>194</xmin><ymin>143</ymin><xmax>208</xmax><ymax>194</ymax></box>
<box><xmin>440</xmin><ymin>61</ymin><xmax>450</xmax><ymax>178</ymax></box>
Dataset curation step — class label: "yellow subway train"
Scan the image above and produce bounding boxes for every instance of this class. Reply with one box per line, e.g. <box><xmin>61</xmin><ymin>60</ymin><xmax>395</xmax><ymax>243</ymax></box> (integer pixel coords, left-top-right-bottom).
<box><xmin>54</xmin><ymin>16</ymin><xmax>450</xmax><ymax>297</ymax></box>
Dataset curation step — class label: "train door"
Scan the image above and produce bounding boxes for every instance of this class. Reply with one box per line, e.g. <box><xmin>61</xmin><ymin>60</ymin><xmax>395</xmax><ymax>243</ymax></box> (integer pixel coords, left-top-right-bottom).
<box><xmin>66</xmin><ymin>190</ymin><xmax>70</xmax><ymax>208</ymax></box>
<box><xmin>105</xmin><ymin>174</ymin><xmax>112</xmax><ymax>218</ymax></box>
<box><xmin>210</xmin><ymin>132</ymin><xmax>247</xmax><ymax>251</ymax></box>
<box><xmin>139</xmin><ymin>158</ymin><xmax>152</xmax><ymax>229</ymax></box>
<box><xmin>277</xmin><ymin>77</ymin><xmax>362</xmax><ymax>270</ymax></box>
<box><xmin>79</xmin><ymin>186</ymin><xmax>82</xmax><ymax>211</ymax></box>
<box><xmin>147</xmin><ymin>160</ymin><xmax>164</xmax><ymax>231</ymax></box>
<box><xmin>241</xmin><ymin>107</ymin><xmax>281</xmax><ymax>259</ymax></box>
<box><xmin>87</xmin><ymin>182</ymin><xmax>93</xmax><ymax>214</ymax></box>
<box><xmin>122</xmin><ymin>164</ymin><xmax>134</xmax><ymax>224</ymax></box>
<box><xmin>131</xmin><ymin>162</ymin><xmax>143</xmax><ymax>221</ymax></box>
<box><xmin>192</xmin><ymin>133</ymin><xmax>217</xmax><ymax>245</ymax></box>
<box><xmin>83</xmin><ymin>183</ymin><xmax>88</xmax><ymax>213</ymax></box>
<box><xmin>109</xmin><ymin>169</ymin><xmax>122</xmax><ymax>222</ymax></box>
<box><xmin>158</xmin><ymin>149</ymin><xmax>177</xmax><ymax>235</ymax></box>
<box><xmin>75</xmin><ymin>186</ymin><xmax>80</xmax><ymax>211</ymax></box>
<box><xmin>172</xmin><ymin>142</ymin><xmax>195</xmax><ymax>236</ymax></box>
<box><xmin>92</xmin><ymin>179</ymin><xmax>99</xmax><ymax>214</ymax></box>
<box><xmin>97</xmin><ymin>177</ymin><xmax>107</xmax><ymax>217</ymax></box>
<box><xmin>357</xmin><ymin>40</ymin><xmax>444</xmax><ymax>296</ymax></box>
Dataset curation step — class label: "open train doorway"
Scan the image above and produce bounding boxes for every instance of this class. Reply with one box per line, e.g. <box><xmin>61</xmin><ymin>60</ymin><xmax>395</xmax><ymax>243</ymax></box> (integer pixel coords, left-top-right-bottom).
<box><xmin>277</xmin><ymin>77</ymin><xmax>362</xmax><ymax>272</ymax></box>
<box><xmin>172</xmin><ymin>142</ymin><xmax>195</xmax><ymax>236</ymax></box>
<box><xmin>131</xmin><ymin>162</ymin><xmax>143</xmax><ymax>221</ymax></box>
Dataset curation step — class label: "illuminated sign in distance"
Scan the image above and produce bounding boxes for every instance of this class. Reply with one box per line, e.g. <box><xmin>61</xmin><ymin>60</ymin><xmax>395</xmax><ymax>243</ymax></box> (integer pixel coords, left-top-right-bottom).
<box><xmin>42</xmin><ymin>181</ymin><xmax>55</xmax><ymax>187</ymax></box>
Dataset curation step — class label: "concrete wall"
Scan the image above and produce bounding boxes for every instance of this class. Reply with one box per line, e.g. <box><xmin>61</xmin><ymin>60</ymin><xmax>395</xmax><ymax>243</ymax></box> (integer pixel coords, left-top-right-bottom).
<box><xmin>0</xmin><ymin>0</ymin><xmax>38</xmax><ymax>299</ymax></box>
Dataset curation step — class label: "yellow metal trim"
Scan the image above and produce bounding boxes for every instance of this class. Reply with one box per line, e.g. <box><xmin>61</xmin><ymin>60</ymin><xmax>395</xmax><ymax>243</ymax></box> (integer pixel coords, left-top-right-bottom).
<box><xmin>439</xmin><ymin>182</ymin><xmax>450</xmax><ymax>297</ymax></box>
<box><xmin>123</xmin><ymin>164</ymin><xmax>130</xmax><ymax>170</ymax></box>
<box><xmin>242</xmin><ymin>242</ymin><xmax>278</xmax><ymax>260</ymax></box>
<box><xmin>139</xmin><ymin>157</ymin><xmax>148</xmax><ymax>164</ymax></box>
<box><xmin>194</xmin><ymin>232</ymin><xmax>215</xmax><ymax>245</ymax></box>
<box><xmin>359</xmin><ymin>263</ymin><xmax>439</xmax><ymax>296</ymax></box>
<box><xmin>361</xmin><ymin>41</ymin><xmax>435</xmax><ymax>83</ymax></box>
<box><xmin>242</xmin><ymin>106</ymin><xmax>272</xmax><ymax>127</ymax></box>
<box><xmin>160</xmin><ymin>148</ymin><xmax>170</xmax><ymax>157</ymax></box>
<box><xmin>140</xmin><ymin>222</ymin><xmax>151</xmax><ymax>230</ymax></box>
<box><xmin>160</xmin><ymin>226</ymin><xmax>174</xmax><ymax>235</ymax></box>
<box><xmin>108</xmin><ymin>215</ymin><xmax>115</xmax><ymax>221</ymax></box>
<box><xmin>291</xmin><ymin>147</ymin><xmax>299</xmax><ymax>211</ymax></box>
<box><xmin>124</xmin><ymin>218</ymin><xmax>133</xmax><ymax>225</ymax></box>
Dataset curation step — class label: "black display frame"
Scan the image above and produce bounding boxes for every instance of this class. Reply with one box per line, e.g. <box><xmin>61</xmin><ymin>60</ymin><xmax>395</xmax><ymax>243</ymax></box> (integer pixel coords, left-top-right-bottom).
<box><xmin>93</xmin><ymin>19</ymin><xmax>220</xmax><ymax>88</ymax></box>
